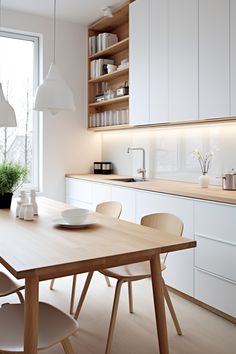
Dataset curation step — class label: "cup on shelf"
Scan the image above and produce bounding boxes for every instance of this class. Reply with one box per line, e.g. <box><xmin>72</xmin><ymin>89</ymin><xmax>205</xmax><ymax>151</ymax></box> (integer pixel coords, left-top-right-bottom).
<box><xmin>107</xmin><ymin>64</ymin><xmax>117</xmax><ymax>74</ymax></box>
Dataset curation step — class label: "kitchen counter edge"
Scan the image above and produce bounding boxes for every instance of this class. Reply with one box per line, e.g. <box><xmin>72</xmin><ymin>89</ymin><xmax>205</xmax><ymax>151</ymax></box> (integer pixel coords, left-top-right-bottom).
<box><xmin>65</xmin><ymin>174</ymin><xmax>236</xmax><ymax>205</ymax></box>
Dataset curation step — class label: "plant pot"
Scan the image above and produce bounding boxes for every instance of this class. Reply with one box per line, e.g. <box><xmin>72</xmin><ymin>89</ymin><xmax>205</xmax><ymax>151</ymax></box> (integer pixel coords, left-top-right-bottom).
<box><xmin>0</xmin><ymin>193</ymin><xmax>13</xmax><ymax>209</ymax></box>
<box><xmin>198</xmin><ymin>174</ymin><xmax>210</xmax><ymax>188</ymax></box>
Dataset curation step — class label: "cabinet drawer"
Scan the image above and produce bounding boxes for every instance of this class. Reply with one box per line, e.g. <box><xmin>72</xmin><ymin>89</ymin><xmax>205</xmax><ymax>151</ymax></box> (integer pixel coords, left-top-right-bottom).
<box><xmin>195</xmin><ymin>268</ymin><xmax>236</xmax><ymax>317</ymax></box>
<box><xmin>195</xmin><ymin>235</ymin><xmax>236</xmax><ymax>282</ymax></box>
<box><xmin>65</xmin><ymin>178</ymin><xmax>92</xmax><ymax>204</ymax></box>
<box><xmin>195</xmin><ymin>201</ymin><xmax>236</xmax><ymax>244</ymax></box>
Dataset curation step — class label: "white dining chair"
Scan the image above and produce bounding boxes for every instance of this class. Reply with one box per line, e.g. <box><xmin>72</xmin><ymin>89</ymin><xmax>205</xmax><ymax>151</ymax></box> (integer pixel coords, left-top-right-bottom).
<box><xmin>0</xmin><ymin>271</ymin><xmax>24</xmax><ymax>303</ymax></box>
<box><xmin>73</xmin><ymin>212</ymin><xmax>184</xmax><ymax>354</ymax></box>
<box><xmin>0</xmin><ymin>301</ymin><xmax>78</xmax><ymax>353</ymax></box>
<box><xmin>50</xmin><ymin>201</ymin><xmax>122</xmax><ymax>314</ymax></box>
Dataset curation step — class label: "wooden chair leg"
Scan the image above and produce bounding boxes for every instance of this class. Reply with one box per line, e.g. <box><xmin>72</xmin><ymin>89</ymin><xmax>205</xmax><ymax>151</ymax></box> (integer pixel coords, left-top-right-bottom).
<box><xmin>70</xmin><ymin>275</ymin><xmax>77</xmax><ymax>315</ymax></box>
<box><xmin>162</xmin><ymin>278</ymin><xmax>182</xmax><ymax>335</ymax></box>
<box><xmin>61</xmin><ymin>338</ymin><xmax>74</xmax><ymax>354</ymax></box>
<box><xmin>50</xmin><ymin>278</ymin><xmax>55</xmax><ymax>290</ymax></box>
<box><xmin>105</xmin><ymin>279</ymin><xmax>124</xmax><ymax>354</ymax></box>
<box><xmin>16</xmin><ymin>291</ymin><xmax>24</xmax><ymax>303</ymax></box>
<box><xmin>74</xmin><ymin>271</ymin><xmax>94</xmax><ymax>320</ymax></box>
<box><xmin>104</xmin><ymin>275</ymin><xmax>111</xmax><ymax>287</ymax></box>
<box><xmin>128</xmin><ymin>281</ymin><xmax>134</xmax><ymax>313</ymax></box>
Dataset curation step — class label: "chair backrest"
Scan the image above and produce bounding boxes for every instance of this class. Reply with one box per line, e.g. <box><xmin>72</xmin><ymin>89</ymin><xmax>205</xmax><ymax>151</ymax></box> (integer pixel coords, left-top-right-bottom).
<box><xmin>141</xmin><ymin>213</ymin><xmax>184</xmax><ymax>265</ymax></box>
<box><xmin>96</xmin><ymin>201</ymin><xmax>122</xmax><ymax>219</ymax></box>
<box><xmin>141</xmin><ymin>213</ymin><xmax>183</xmax><ymax>237</ymax></box>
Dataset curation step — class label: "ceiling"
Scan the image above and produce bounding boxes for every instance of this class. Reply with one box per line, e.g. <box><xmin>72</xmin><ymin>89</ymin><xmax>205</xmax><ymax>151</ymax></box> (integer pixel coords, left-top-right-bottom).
<box><xmin>2</xmin><ymin>0</ymin><xmax>126</xmax><ymax>25</ymax></box>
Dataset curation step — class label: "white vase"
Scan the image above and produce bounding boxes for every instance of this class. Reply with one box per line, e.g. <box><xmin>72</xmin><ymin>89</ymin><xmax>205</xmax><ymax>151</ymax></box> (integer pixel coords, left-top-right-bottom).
<box><xmin>199</xmin><ymin>174</ymin><xmax>210</xmax><ymax>188</ymax></box>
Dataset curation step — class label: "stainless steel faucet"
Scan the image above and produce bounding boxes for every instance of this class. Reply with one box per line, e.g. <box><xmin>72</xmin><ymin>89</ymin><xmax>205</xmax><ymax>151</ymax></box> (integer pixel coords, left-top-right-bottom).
<box><xmin>127</xmin><ymin>147</ymin><xmax>146</xmax><ymax>181</ymax></box>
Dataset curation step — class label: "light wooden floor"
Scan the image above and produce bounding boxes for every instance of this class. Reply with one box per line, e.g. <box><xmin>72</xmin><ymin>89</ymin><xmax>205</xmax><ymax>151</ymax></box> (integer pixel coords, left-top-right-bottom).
<box><xmin>1</xmin><ymin>272</ymin><xmax>235</xmax><ymax>354</ymax></box>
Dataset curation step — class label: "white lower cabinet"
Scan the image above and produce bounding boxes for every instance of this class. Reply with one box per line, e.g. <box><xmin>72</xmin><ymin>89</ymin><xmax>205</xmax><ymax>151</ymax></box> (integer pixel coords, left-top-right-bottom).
<box><xmin>65</xmin><ymin>177</ymin><xmax>235</xmax><ymax>317</ymax></box>
<box><xmin>194</xmin><ymin>200</ymin><xmax>236</xmax><ymax>317</ymax></box>
<box><xmin>65</xmin><ymin>177</ymin><xmax>93</xmax><ymax>209</ymax></box>
<box><xmin>91</xmin><ymin>183</ymin><xmax>111</xmax><ymax>210</ymax></box>
<box><xmin>111</xmin><ymin>186</ymin><xmax>136</xmax><ymax>222</ymax></box>
<box><xmin>135</xmin><ymin>190</ymin><xmax>194</xmax><ymax>296</ymax></box>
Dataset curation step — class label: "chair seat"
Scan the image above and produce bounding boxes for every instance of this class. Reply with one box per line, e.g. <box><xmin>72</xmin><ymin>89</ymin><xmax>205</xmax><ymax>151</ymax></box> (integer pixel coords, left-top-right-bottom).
<box><xmin>101</xmin><ymin>260</ymin><xmax>166</xmax><ymax>280</ymax></box>
<box><xmin>0</xmin><ymin>271</ymin><xmax>24</xmax><ymax>297</ymax></box>
<box><xmin>0</xmin><ymin>302</ymin><xmax>78</xmax><ymax>352</ymax></box>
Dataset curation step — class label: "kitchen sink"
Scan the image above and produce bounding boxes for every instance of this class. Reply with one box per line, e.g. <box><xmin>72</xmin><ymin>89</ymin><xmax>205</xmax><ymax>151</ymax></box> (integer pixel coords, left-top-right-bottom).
<box><xmin>108</xmin><ymin>178</ymin><xmax>147</xmax><ymax>182</ymax></box>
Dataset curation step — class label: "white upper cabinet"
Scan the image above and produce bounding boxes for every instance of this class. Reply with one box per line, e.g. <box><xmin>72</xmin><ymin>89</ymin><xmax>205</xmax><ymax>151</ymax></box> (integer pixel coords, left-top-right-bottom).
<box><xmin>130</xmin><ymin>0</ymin><xmax>198</xmax><ymax>124</ymax></box>
<box><xmin>168</xmin><ymin>0</ymin><xmax>198</xmax><ymax>122</ymax></box>
<box><xmin>149</xmin><ymin>0</ymin><xmax>169</xmax><ymax>123</ymax></box>
<box><xmin>199</xmin><ymin>0</ymin><xmax>230</xmax><ymax>119</ymax></box>
<box><xmin>130</xmin><ymin>0</ymin><xmax>234</xmax><ymax>125</ymax></box>
<box><xmin>129</xmin><ymin>0</ymin><xmax>149</xmax><ymax>125</ymax></box>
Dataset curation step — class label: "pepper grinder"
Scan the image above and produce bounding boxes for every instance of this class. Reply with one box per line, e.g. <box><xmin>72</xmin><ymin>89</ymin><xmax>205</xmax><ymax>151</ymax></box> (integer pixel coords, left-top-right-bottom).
<box><xmin>30</xmin><ymin>189</ymin><xmax>38</xmax><ymax>215</ymax></box>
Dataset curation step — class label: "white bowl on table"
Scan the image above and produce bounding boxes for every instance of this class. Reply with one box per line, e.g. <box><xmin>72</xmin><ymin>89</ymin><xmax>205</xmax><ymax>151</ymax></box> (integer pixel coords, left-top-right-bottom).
<box><xmin>61</xmin><ymin>208</ymin><xmax>90</xmax><ymax>225</ymax></box>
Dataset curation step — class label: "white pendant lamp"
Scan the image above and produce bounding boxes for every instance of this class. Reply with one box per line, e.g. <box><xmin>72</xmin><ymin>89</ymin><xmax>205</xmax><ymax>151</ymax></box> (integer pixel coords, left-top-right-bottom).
<box><xmin>34</xmin><ymin>0</ymin><xmax>75</xmax><ymax>115</ymax></box>
<box><xmin>0</xmin><ymin>0</ymin><xmax>17</xmax><ymax>127</ymax></box>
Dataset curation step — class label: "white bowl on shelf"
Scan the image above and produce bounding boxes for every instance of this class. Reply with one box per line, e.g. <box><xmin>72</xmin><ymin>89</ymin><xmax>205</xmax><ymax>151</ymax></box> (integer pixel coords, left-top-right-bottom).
<box><xmin>61</xmin><ymin>208</ymin><xmax>90</xmax><ymax>225</ymax></box>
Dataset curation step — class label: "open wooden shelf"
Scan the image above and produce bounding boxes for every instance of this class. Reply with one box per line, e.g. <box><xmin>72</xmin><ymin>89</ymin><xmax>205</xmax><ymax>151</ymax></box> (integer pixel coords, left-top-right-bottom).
<box><xmin>89</xmin><ymin>38</ymin><xmax>129</xmax><ymax>60</ymax></box>
<box><xmin>89</xmin><ymin>95</ymin><xmax>129</xmax><ymax>108</ymax></box>
<box><xmin>89</xmin><ymin>67</ymin><xmax>129</xmax><ymax>83</ymax></box>
<box><xmin>88</xmin><ymin>116</ymin><xmax>236</xmax><ymax>132</ymax></box>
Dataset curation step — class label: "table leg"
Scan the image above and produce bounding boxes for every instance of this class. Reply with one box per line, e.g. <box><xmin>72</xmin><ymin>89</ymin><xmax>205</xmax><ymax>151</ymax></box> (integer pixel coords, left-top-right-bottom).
<box><xmin>150</xmin><ymin>254</ymin><xmax>169</xmax><ymax>354</ymax></box>
<box><xmin>24</xmin><ymin>275</ymin><xmax>39</xmax><ymax>354</ymax></box>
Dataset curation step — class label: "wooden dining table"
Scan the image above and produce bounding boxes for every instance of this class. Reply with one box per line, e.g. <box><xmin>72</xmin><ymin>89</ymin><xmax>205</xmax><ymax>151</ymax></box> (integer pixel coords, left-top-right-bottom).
<box><xmin>0</xmin><ymin>197</ymin><xmax>196</xmax><ymax>354</ymax></box>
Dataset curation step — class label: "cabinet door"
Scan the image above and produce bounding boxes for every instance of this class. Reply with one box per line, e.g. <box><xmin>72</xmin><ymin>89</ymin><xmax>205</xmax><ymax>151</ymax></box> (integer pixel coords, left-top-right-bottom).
<box><xmin>111</xmin><ymin>186</ymin><xmax>136</xmax><ymax>222</ymax></box>
<box><xmin>65</xmin><ymin>178</ymin><xmax>92</xmax><ymax>209</ymax></box>
<box><xmin>149</xmin><ymin>0</ymin><xmax>168</xmax><ymax>123</ymax></box>
<box><xmin>135</xmin><ymin>190</ymin><xmax>194</xmax><ymax>296</ymax></box>
<box><xmin>169</xmin><ymin>0</ymin><xmax>198</xmax><ymax>121</ymax></box>
<box><xmin>199</xmin><ymin>0</ymin><xmax>230</xmax><ymax>118</ymax></box>
<box><xmin>129</xmin><ymin>0</ymin><xmax>149</xmax><ymax>125</ymax></box>
<box><xmin>92</xmin><ymin>182</ymin><xmax>112</xmax><ymax>210</ymax></box>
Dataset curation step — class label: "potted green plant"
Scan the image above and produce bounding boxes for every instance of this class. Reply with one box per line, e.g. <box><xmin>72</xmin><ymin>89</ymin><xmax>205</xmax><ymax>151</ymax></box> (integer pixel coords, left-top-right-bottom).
<box><xmin>0</xmin><ymin>162</ymin><xmax>28</xmax><ymax>209</ymax></box>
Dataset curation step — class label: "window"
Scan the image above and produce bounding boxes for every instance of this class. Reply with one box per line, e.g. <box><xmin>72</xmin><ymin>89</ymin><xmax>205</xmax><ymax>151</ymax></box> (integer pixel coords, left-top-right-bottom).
<box><xmin>0</xmin><ymin>31</ymin><xmax>39</xmax><ymax>189</ymax></box>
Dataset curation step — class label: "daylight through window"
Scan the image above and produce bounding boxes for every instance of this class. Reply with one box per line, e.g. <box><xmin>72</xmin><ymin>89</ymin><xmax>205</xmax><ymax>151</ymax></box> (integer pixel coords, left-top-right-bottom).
<box><xmin>0</xmin><ymin>31</ymin><xmax>39</xmax><ymax>189</ymax></box>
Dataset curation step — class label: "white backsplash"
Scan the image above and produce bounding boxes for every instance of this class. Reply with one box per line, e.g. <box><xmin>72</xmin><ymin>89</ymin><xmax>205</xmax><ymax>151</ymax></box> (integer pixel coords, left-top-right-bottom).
<box><xmin>101</xmin><ymin>122</ymin><xmax>236</xmax><ymax>185</ymax></box>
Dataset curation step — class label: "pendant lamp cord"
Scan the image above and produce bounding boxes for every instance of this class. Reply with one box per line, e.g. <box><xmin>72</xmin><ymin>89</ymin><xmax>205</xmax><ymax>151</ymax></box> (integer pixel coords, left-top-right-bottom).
<box><xmin>53</xmin><ymin>0</ymin><xmax>56</xmax><ymax>63</ymax></box>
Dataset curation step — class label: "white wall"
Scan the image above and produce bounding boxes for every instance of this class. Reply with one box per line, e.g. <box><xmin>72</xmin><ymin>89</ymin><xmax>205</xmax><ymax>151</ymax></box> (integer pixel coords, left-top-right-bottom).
<box><xmin>101</xmin><ymin>122</ymin><xmax>236</xmax><ymax>185</ymax></box>
<box><xmin>4</xmin><ymin>9</ymin><xmax>101</xmax><ymax>201</ymax></box>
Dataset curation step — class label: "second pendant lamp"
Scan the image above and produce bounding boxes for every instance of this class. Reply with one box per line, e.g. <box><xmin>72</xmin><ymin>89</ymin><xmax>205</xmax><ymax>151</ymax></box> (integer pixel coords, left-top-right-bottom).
<box><xmin>0</xmin><ymin>0</ymin><xmax>17</xmax><ymax>127</ymax></box>
<box><xmin>34</xmin><ymin>0</ymin><xmax>75</xmax><ymax>115</ymax></box>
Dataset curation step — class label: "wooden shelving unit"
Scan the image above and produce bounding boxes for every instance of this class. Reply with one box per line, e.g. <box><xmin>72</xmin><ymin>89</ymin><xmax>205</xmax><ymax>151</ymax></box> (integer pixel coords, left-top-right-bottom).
<box><xmin>87</xmin><ymin>1</ymin><xmax>130</xmax><ymax>129</ymax></box>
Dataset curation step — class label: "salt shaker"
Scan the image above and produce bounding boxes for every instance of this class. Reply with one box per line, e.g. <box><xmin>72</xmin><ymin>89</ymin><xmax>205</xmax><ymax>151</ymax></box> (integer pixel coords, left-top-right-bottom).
<box><xmin>19</xmin><ymin>203</ymin><xmax>27</xmax><ymax>219</ymax></box>
<box><xmin>24</xmin><ymin>203</ymin><xmax>34</xmax><ymax>221</ymax></box>
<box><xmin>30</xmin><ymin>189</ymin><xmax>38</xmax><ymax>215</ymax></box>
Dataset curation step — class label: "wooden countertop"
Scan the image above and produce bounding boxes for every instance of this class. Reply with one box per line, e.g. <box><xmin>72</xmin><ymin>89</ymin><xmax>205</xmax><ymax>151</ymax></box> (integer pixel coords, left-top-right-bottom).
<box><xmin>65</xmin><ymin>174</ymin><xmax>236</xmax><ymax>205</ymax></box>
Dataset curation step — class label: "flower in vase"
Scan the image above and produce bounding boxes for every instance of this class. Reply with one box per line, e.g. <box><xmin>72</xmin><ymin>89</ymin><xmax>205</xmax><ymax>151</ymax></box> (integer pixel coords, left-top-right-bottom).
<box><xmin>192</xmin><ymin>149</ymin><xmax>213</xmax><ymax>175</ymax></box>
